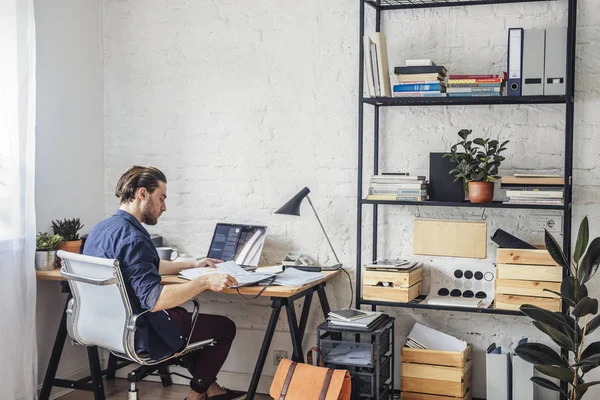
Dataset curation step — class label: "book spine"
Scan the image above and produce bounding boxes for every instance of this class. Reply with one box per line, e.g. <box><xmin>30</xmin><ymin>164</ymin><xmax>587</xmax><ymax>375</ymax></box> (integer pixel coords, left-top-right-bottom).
<box><xmin>447</xmin><ymin>87</ymin><xmax>501</xmax><ymax>93</ymax></box>
<box><xmin>449</xmin><ymin>74</ymin><xmax>500</xmax><ymax>79</ymax></box>
<box><xmin>369</xmin><ymin>188</ymin><xmax>428</xmax><ymax>195</ymax></box>
<box><xmin>393</xmin><ymin>83</ymin><xmax>442</xmax><ymax>92</ymax></box>
<box><xmin>448</xmin><ymin>93</ymin><xmax>501</xmax><ymax>97</ymax></box>
<box><xmin>392</xmin><ymin>92</ymin><xmax>447</xmax><ymax>97</ymax></box>
<box><xmin>446</xmin><ymin>83</ymin><xmax>503</xmax><ymax>88</ymax></box>
<box><xmin>366</xmin><ymin>195</ymin><xmax>425</xmax><ymax>201</ymax></box>
<box><xmin>448</xmin><ymin>78</ymin><xmax>503</xmax><ymax>83</ymax></box>
<box><xmin>393</xmin><ymin>66</ymin><xmax>446</xmax><ymax>74</ymax></box>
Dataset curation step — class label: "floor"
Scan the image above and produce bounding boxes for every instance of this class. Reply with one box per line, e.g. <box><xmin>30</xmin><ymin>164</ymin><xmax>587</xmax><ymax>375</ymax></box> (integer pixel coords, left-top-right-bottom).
<box><xmin>56</xmin><ymin>379</ymin><xmax>271</xmax><ymax>400</ymax></box>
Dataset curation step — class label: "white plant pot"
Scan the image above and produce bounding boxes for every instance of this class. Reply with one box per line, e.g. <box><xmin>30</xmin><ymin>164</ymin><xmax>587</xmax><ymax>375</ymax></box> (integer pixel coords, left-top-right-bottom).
<box><xmin>35</xmin><ymin>250</ymin><xmax>57</xmax><ymax>271</ymax></box>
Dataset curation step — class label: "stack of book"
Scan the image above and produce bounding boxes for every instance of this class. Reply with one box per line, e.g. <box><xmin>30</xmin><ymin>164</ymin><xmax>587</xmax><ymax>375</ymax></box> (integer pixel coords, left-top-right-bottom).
<box><xmin>501</xmin><ymin>174</ymin><xmax>564</xmax><ymax>205</ymax></box>
<box><xmin>392</xmin><ymin>60</ymin><xmax>447</xmax><ymax>98</ymax></box>
<box><xmin>446</xmin><ymin>74</ymin><xmax>504</xmax><ymax>97</ymax></box>
<box><xmin>366</xmin><ymin>173</ymin><xmax>428</xmax><ymax>201</ymax></box>
<box><xmin>327</xmin><ymin>309</ymin><xmax>386</xmax><ymax>329</ymax></box>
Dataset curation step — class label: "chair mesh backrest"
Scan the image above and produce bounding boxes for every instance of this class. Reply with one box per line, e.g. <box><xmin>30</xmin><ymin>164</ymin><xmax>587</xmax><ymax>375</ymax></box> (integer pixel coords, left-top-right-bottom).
<box><xmin>59</xmin><ymin>251</ymin><xmax>131</xmax><ymax>355</ymax></box>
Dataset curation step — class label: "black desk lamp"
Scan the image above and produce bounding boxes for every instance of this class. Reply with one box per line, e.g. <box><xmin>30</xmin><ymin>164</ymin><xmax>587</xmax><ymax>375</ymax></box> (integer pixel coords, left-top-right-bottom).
<box><xmin>275</xmin><ymin>187</ymin><xmax>342</xmax><ymax>271</ymax></box>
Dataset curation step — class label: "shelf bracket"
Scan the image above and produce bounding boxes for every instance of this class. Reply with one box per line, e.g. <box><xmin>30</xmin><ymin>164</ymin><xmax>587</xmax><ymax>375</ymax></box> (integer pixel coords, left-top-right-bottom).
<box><xmin>481</xmin><ymin>208</ymin><xmax>487</xmax><ymax>221</ymax></box>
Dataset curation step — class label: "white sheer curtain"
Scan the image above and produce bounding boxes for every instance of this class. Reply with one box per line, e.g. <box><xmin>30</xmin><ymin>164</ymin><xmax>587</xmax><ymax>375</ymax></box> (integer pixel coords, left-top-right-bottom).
<box><xmin>0</xmin><ymin>0</ymin><xmax>38</xmax><ymax>399</ymax></box>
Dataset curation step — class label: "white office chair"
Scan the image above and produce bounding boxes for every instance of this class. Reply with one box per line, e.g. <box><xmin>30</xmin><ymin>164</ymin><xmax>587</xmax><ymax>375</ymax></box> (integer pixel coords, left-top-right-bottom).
<box><xmin>58</xmin><ymin>250</ymin><xmax>215</xmax><ymax>399</ymax></box>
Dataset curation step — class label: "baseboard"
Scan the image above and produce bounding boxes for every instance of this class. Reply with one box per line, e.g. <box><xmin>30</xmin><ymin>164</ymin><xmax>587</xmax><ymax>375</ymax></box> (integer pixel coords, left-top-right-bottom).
<box><xmin>114</xmin><ymin>364</ymin><xmax>274</xmax><ymax>395</ymax></box>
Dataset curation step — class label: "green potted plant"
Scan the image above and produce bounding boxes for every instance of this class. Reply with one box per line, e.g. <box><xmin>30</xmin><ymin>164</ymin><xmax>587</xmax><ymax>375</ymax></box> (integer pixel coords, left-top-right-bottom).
<box><xmin>52</xmin><ymin>217</ymin><xmax>84</xmax><ymax>254</ymax></box>
<box><xmin>515</xmin><ymin>216</ymin><xmax>600</xmax><ymax>399</ymax></box>
<box><xmin>444</xmin><ymin>129</ymin><xmax>509</xmax><ymax>203</ymax></box>
<box><xmin>35</xmin><ymin>232</ymin><xmax>64</xmax><ymax>271</ymax></box>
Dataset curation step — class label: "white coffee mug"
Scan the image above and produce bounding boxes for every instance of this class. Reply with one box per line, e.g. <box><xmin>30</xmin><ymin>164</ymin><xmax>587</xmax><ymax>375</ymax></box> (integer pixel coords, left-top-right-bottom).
<box><xmin>156</xmin><ymin>247</ymin><xmax>179</xmax><ymax>261</ymax></box>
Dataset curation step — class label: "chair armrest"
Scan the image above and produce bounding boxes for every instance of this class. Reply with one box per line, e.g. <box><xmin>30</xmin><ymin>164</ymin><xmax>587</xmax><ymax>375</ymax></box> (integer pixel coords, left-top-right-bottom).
<box><xmin>60</xmin><ymin>267</ymin><xmax>117</xmax><ymax>286</ymax></box>
<box><xmin>182</xmin><ymin>299</ymin><xmax>200</xmax><ymax>348</ymax></box>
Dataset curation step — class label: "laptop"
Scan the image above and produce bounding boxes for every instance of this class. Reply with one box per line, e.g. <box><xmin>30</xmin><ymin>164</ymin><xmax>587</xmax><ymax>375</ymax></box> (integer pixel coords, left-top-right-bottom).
<box><xmin>207</xmin><ymin>223</ymin><xmax>267</xmax><ymax>271</ymax></box>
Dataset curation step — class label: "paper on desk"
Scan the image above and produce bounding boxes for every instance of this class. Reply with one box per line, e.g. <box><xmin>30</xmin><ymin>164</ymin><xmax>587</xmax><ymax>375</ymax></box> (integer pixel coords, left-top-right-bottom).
<box><xmin>407</xmin><ymin>322</ymin><xmax>467</xmax><ymax>352</ymax></box>
<box><xmin>257</xmin><ymin>265</ymin><xmax>284</xmax><ymax>274</ymax></box>
<box><xmin>179</xmin><ymin>260</ymin><xmax>274</xmax><ymax>283</ymax></box>
<box><xmin>270</xmin><ymin>267</ymin><xmax>324</xmax><ymax>286</ymax></box>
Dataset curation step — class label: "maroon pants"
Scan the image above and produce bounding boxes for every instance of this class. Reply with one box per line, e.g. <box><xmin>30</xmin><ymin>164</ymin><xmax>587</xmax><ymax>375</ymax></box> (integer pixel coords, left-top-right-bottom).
<box><xmin>167</xmin><ymin>307</ymin><xmax>236</xmax><ymax>388</ymax></box>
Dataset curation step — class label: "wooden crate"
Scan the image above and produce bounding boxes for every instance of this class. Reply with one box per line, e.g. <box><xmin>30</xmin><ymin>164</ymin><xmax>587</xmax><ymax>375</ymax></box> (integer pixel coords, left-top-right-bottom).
<box><xmin>495</xmin><ymin>294</ymin><xmax>561</xmax><ymax>312</ymax></box>
<box><xmin>401</xmin><ymin>391</ymin><xmax>472</xmax><ymax>400</ymax></box>
<box><xmin>364</xmin><ymin>267</ymin><xmax>422</xmax><ymax>288</ymax></box>
<box><xmin>401</xmin><ymin>345</ymin><xmax>472</xmax><ymax>398</ymax></box>
<box><xmin>496</xmin><ymin>248</ymin><xmax>557</xmax><ymax>266</ymax></box>
<box><xmin>495</xmin><ymin>248</ymin><xmax>563</xmax><ymax>312</ymax></box>
<box><xmin>363</xmin><ymin>281</ymin><xmax>421</xmax><ymax>302</ymax></box>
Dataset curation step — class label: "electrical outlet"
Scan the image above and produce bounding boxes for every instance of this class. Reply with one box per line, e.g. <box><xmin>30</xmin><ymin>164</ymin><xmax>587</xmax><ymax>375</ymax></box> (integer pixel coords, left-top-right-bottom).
<box><xmin>273</xmin><ymin>350</ymin><xmax>288</xmax><ymax>365</ymax></box>
<box><xmin>545</xmin><ymin>216</ymin><xmax>563</xmax><ymax>233</ymax></box>
<box><xmin>535</xmin><ymin>216</ymin><xmax>563</xmax><ymax>232</ymax></box>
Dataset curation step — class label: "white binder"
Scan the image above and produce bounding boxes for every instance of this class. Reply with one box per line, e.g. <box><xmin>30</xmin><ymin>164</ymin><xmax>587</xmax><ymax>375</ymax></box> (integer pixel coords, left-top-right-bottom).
<box><xmin>522</xmin><ymin>29</ymin><xmax>546</xmax><ymax>96</ymax></box>
<box><xmin>544</xmin><ymin>27</ymin><xmax>567</xmax><ymax>96</ymax></box>
<box><xmin>486</xmin><ymin>352</ymin><xmax>512</xmax><ymax>400</ymax></box>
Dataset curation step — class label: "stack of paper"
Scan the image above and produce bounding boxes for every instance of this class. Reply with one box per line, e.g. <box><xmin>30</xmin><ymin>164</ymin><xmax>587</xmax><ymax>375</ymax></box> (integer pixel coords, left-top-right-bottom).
<box><xmin>406</xmin><ymin>322</ymin><xmax>467</xmax><ymax>352</ymax></box>
<box><xmin>327</xmin><ymin>309</ymin><xmax>385</xmax><ymax>329</ymax></box>
<box><xmin>179</xmin><ymin>261</ymin><xmax>324</xmax><ymax>288</ymax></box>
<box><xmin>325</xmin><ymin>343</ymin><xmax>372</xmax><ymax>366</ymax></box>
<box><xmin>179</xmin><ymin>261</ymin><xmax>275</xmax><ymax>287</ymax></box>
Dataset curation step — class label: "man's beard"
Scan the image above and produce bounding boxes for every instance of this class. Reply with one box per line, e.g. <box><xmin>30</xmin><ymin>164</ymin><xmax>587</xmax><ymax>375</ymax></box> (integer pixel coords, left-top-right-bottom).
<box><xmin>142</xmin><ymin>198</ymin><xmax>160</xmax><ymax>225</ymax></box>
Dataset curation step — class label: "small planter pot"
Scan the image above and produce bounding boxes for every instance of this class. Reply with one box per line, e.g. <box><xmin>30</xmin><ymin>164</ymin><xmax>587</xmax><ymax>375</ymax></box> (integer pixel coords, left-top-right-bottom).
<box><xmin>35</xmin><ymin>250</ymin><xmax>57</xmax><ymax>271</ymax></box>
<box><xmin>468</xmin><ymin>181</ymin><xmax>494</xmax><ymax>203</ymax></box>
<box><xmin>56</xmin><ymin>239</ymin><xmax>82</xmax><ymax>267</ymax></box>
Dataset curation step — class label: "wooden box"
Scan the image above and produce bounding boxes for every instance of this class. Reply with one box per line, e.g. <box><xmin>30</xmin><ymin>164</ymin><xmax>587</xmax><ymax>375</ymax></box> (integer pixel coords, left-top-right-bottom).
<box><xmin>495</xmin><ymin>249</ymin><xmax>562</xmax><ymax>312</ymax></box>
<box><xmin>362</xmin><ymin>267</ymin><xmax>422</xmax><ymax>303</ymax></box>
<box><xmin>401</xmin><ymin>345</ymin><xmax>473</xmax><ymax>399</ymax></box>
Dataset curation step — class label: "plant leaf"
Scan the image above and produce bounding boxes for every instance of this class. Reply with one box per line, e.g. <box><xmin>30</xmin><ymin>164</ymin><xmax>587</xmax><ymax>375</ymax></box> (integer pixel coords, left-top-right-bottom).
<box><xmin>586</xmin><ymin>316</ymin><xmax>600</xmax><ymax>336</ymax></box>
<box><xmin>571</xmin><ymin>354</ymin><xmax>600</xmax><ymax>369</ymax></box>
<box><xmin>580</xmin><ymin>342</ymin><xmax>600</xmax><ymax>373</ymax></box>
<box><xmin>533</xmin><ymin>321</ymin><xmax>576</xmax><ymax>352</ymax></box>
<box><xmin>573</xmin><ymin>297</ymin><xmax>599</xmax><ymax>318</ymax></box>
<box><xmin>521</xmin><ymin>304</ymin><xmax>568</xmax><ymax>326</ymax></box>
<box><xmin>515</xmin><ymin>342</ymin><xmax>568</xmax><ymax>366</ymax></box>
<box><xmin>531</xmin><ymin>377</ymin><xmax>569</xmax><ymax>396</ymax></box>
<box><xmin>574</xmin><ymin>217</ymin><xmax>590</xmax><ymax>264</ymax></box>
<box><xmin>535</xmin><ymin>365</ymin><xmax>574</xmax><ymax>383</ymax></box>
<box><xmin>545</xmin><ymin>230</ymin><xmax>570</xmax><ymax>270</ymax></box>
<box><xmin>579</xmin><ymin>237</ymin><xmax>600</xmax><ymax>284</ymax></box>
<box><xmin>577</xmin><ymin>381</ymin><xmax>600</xmax><ymax>393</ymax></box>
<box><xmin>473</xmin><ymin>138</ymin><xmax>485</xmax><ymax>146</ymax></box>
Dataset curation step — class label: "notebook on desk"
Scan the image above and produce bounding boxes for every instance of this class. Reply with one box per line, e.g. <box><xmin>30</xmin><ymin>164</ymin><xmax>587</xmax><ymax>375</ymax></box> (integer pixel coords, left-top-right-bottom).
<box><xmin>207</xmin><ymin>223</ymin><xmax>267</xmax><ymax>271</ymax></box>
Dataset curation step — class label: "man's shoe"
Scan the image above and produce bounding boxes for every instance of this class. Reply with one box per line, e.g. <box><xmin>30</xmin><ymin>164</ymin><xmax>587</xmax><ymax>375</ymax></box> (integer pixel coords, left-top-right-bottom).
<box><xmin>208</xmin><ymin>389</ymin><xmax>246</xmax><ymax>400</ymax></box>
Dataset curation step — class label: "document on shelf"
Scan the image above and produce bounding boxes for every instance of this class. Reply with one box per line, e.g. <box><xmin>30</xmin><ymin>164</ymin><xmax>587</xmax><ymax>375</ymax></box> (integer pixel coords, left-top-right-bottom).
<box><xmin>406</xmin><ymin>322</ymin><xmax>467</xmax><ymax>352</ymax></box>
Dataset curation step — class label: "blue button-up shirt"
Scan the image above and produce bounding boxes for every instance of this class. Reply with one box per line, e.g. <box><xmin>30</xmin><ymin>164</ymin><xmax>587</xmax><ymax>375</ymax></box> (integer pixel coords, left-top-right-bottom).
<box><xmin>83</xmin><ymin>209</ymin><xmax>185</xmax><ymax>360</ymax></box>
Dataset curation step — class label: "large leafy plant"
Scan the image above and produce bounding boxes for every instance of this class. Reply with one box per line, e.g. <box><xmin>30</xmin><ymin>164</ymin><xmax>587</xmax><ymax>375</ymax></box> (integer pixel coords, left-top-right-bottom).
<box><xmin>443</xmin><ymin>129</ymin><xmax>508</xmax><ymax>189</ymax></box>
<box><xmin>515</xmin><ymin>216</ymin><xmax>600</xmax><ymax>400</ymax></box>
<box><xmin>52</xmin><ymin>218</ymin><xmax>84</xmax><ymax>241</ymax></box>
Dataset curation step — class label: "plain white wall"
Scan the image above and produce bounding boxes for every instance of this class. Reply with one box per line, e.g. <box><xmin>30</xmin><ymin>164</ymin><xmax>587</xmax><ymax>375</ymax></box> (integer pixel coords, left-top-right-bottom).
<box><xmin>34</xmin><ymin>0</ymin><xmax>104</xmax><ymax>396</ymax></box>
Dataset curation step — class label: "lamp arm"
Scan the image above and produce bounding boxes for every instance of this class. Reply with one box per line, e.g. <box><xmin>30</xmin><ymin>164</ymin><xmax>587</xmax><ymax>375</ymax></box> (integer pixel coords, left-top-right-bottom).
<box><xmin>306</xmin><ymin>196</ymin><xmax>342</xmax><ymax>267</ymax></box>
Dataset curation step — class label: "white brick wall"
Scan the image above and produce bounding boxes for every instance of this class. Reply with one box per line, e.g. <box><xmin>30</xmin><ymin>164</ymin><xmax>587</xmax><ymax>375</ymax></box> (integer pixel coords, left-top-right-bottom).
<box><xmin>103</xmin><ymin>0</ymin><xmax>600</xmax><ymax>397</ymax></box>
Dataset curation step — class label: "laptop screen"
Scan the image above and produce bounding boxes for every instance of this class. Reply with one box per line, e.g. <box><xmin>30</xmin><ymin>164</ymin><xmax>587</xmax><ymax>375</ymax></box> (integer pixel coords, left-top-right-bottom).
<box><xmin>207</xmin><ymin>223</ymin><xmax>267</xmax><ymax>267</ymax></box>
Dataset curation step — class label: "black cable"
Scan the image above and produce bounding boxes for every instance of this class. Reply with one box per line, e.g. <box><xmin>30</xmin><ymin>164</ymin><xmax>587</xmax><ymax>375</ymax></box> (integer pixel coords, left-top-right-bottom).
<box><xmin>340</xmin><ymin>266</ymin><xmax>353</xmax><ymax>309</ymax></box>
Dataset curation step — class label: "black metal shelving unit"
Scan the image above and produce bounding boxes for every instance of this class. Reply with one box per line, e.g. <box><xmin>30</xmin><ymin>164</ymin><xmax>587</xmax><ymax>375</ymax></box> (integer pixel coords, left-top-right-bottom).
<box><xmin>356</xmin><ymin>0</ymin><xmax>577</xmax><ymax>396</ymax></box>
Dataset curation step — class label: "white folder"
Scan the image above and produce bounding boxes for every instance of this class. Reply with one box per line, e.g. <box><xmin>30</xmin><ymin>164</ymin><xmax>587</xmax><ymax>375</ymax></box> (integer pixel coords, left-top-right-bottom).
<box><xmin>486</xmin><ymin>352</ymin><xmax>512</xmax><ymax>400</ymax></box>
<box><xmin>522</xmin><ymin>29</ymin><xmax>546</xmax><ymax>96</ymax></box>
<box><xmin>544</xmin><ymin>27</ymin><xmax>567</xmax><ymax>96</ymax></box>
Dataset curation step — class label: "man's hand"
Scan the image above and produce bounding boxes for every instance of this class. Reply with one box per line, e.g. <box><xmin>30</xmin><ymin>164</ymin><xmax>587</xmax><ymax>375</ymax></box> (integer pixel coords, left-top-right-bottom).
<box><xmin>192</xmin><ymin>258</ymin><xmax>223</xmax><ymax>268</ymax></box>
<box><xmin>202</xmin><ymin>273</ymin><xmax>239</xmax><ymax>292</ymax></box>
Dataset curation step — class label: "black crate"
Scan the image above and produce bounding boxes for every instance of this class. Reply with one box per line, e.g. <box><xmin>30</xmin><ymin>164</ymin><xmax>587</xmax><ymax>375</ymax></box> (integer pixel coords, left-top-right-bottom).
<box><xmin>317</xmin><ymin>315</ymin><xmax>394</xmax><ymax>400</ymax></box>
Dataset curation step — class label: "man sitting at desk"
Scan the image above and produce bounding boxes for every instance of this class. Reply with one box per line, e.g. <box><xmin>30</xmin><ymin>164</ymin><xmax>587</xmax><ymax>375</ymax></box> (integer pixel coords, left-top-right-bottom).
<box><xmin>84</xmin><ymin>165</ymin><xmax>245</xmax><ymax>400</ymax></box>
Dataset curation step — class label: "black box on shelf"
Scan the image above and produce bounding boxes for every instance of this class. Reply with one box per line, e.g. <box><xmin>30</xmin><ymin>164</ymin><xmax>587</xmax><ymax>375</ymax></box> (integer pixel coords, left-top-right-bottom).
<box><xmin>429</xmin><ymin>152</ymin><xmax>465</xmax><ymax>202</ymax></box>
